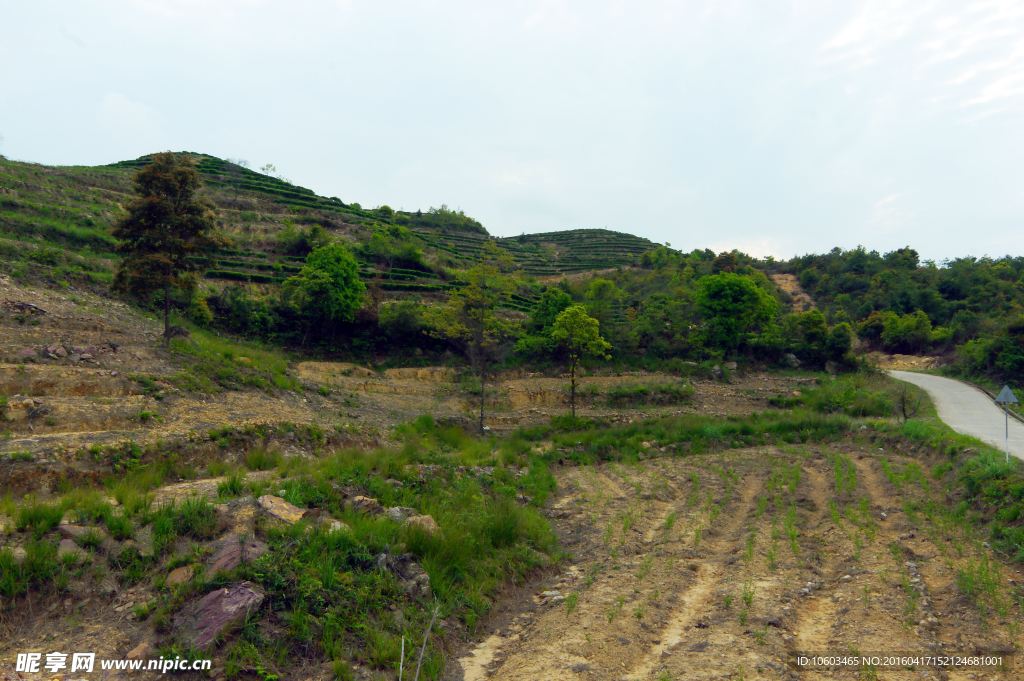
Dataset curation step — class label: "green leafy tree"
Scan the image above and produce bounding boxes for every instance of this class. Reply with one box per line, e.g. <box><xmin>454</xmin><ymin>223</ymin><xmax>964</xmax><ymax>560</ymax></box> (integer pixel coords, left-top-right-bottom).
<box><xmin>697</xmin><ymin>273</ymin><xmax>777</xmax><ymax>354</ymax></box>
<box><xmin>551</xmin><ymin>305</ymin><xmax>611</xmax><ymax>419</ymax></box>
<box><xmin>585</xmin><ymin>278</ymin><xmax>624</xmax><ymax>324</ymax></box>
<box><xmin>284</xmin><ymin>243</ymin><xmax>365</xmax><ymax>345</ymax></box>
<box><xmin>428</xmin><ymin>243</ymin><xmax>522</xmax><ymax>432</ymax></box>
<box><xmin>111</xmin><ymin>152</ymin><xmax>226</xmax><ymax>345</ymax></box>
<box><xmin>531</xmin><ymin>288</ymin><xmax>573</xmax><ymax>331</ymax></box>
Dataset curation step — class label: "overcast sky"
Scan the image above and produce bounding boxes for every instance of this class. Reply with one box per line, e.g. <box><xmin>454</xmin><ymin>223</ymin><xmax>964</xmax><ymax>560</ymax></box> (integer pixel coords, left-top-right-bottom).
<box><xmin>3</xmin><ymin>1</ymin><xmax>1024</xmax><ymax>262</ymax></box>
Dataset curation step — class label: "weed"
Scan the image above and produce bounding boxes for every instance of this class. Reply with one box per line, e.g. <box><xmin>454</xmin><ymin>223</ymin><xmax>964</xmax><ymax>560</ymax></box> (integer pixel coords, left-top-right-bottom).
<box><xmin>723</xmin><ymin>594</ymin><xmax>733</xmax><ymax>609</ymax></box>
<box><xmin>742</xmin><ymin>580</ymin><xmax>755</xmax><ymax>608</ymax></box>
<box><xmin>16</xmin><ymin>498</ymin><xmax>65</xmax><ymax>539</ymax></box>
<box><xmin>636</xmin><ymin>554</ymin><xmax>654</xmax><ymax>581</ymax></box>
<box><xmin>565</xmin><ymin>592</ymin><xmax>578</xmax><ymax>616</ymax></box>
<box><xmin>217</xmin><ymin>472</ymin><xmax>245</xmax><ymax>498</ymax></box>
<box><xmin>245</xmin><ymin>446</ymin><xmax>282</xmax><ymax>471</ymax></box>
<box><xmin>606</xmin><ymin>595</ymin><xmax>625</xmax><ymax>623</ymax></box>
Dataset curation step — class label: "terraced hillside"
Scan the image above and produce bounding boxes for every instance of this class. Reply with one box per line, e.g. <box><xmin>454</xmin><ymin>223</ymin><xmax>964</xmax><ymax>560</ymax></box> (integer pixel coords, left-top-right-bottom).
<box><xmin>416</xmin><ymin>228</ymin><xmax>661</xmax><ymax>278</ymax></box>
<box><xmin>0</xmin><ymin>153</ymin><xmax>665</xmax><ymax>305</ymax></box>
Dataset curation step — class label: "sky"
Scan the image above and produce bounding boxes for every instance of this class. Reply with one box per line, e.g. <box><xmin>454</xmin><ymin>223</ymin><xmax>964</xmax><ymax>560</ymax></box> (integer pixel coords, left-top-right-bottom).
<box><xmin>2</xmin><ymin>0</ymin><xmax>1024</xmax><ymax>262</ymax></box>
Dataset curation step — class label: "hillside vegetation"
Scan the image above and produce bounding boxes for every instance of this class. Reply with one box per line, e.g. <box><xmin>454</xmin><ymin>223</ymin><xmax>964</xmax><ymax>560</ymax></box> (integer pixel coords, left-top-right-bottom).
<box><xmin>781</xmin><ymin>247</ymin><xmax>1024</xmax><ymax>388</ymax></box>
<box><xmin>4</xmin><ymin>150</ymin><xmax>1024</xmax><ymax>681</ymax></box>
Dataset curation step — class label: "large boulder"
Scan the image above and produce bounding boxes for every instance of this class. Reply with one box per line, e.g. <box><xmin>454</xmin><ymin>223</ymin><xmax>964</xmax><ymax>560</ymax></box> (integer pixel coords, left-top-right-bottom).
<box><xmin>173</xmin><ymin>582</ymin><xmax>265</xmax><ymax>651</ymax></box>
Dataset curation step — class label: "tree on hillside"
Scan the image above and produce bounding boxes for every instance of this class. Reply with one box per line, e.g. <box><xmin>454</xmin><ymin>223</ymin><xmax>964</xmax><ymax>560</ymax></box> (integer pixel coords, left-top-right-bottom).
<box><xmin>111</xmin><ymin>152</ymin><xmax>226</xmax><ymax>346</ymax></box>
<box><xmin>697</xmin><ymin>272</ymin><xmax>777</xmax><ymax>355</ymax></box>
<box><xmin>428</xmin><ymin>243</ymin><xmax>522</xmax><ymax>432</ymax></box>
<box><xmin>585</xmin><ymin>278</ymin><xmax>624</xmax><ymax>324</ymax></box>
<box><xmin>283</xmin><ymin>243</ymin><xmax>365</xmax><ymax>345</ymax></box>
<box><xmin>551</xmin><ymin>305</ymin><xmax>611</xmax><ymax>419</ymax></box>
<box><xmin>531</xmin><ymin>288</ymin><xmax>573</xmax><ymax>331</ymax></box>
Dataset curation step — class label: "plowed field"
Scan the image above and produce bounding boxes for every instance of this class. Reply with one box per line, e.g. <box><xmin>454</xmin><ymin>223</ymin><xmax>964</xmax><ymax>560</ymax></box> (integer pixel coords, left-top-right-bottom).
<box><xmin>459</xmin><ymin>445</ymin><xmax>1022</xmax><ymax>681</ymax></box>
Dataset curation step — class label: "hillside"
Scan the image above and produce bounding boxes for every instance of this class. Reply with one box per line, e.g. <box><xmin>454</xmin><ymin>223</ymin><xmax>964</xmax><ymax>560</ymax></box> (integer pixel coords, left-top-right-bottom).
<box><xmin>5</xmin><ymin>151</ymin><xmax>1024</xmax><ymax>681</ymax></box>
<box><xmin>0</xmin><ymin>153</ymin><xmax>663</xmax><ymax>300</ymax></box>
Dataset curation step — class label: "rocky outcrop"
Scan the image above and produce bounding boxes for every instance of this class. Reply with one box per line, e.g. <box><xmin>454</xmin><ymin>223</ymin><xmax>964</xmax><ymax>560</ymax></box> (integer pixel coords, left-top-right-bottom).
<box><xmin>257</xmin><ymin>495</ymin><xmax>310</xmax><ymax>524</ymax></box>
<box><xmin>173</xmin><ymin>582</ymin><xmax>265</xmax><ymax>651</ymax></box>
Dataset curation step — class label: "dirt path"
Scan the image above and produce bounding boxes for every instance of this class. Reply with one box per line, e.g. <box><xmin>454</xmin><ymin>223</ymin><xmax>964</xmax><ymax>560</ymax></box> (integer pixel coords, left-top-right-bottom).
<box><xmin>458</xmin><ymin>445</ymin><xmax>1024</xmax><ymax>681</ymax></box>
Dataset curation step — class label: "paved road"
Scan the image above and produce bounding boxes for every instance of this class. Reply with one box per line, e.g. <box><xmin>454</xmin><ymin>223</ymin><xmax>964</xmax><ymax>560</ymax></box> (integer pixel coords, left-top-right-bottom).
<box><xmin>889</xmin><ymin>370</ymin><xmax>1024</xmax><ymax>461</ymax></box>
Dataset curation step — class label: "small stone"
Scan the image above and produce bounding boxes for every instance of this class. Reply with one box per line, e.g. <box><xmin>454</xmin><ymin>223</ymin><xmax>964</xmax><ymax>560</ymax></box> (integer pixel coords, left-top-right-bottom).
<box><xmin>58</xmin><ymin>538</ymin><xmax>83</xmax><ymax>560</ymax></box>
<box><xmin>351</xmin><ymin>496</ymin><xmax>383</xmax><ymax>515</ymax></box>
<box><xmin>326</xmin><ymin>520</ymin><xmax>353</xmax><ymax>535</ymax></box>
<box><xmin>11</xmin><ymin>546</ymin><xmax>27</xmax><ymax>563</ymax></box>
<box><xmin>125</xmin><ymin>641</ymin><xmax>154</xmax><ymax>661</ymax></box>
<box><xmin>540</xmin><ymin>590</ymin><xmax>561</xmax><ymax>598</ymax></box>
<box><xmin>385</xmin><ymin>506</ymin><xmax>417</xmax><ymax>523</ymax></box>
<box><xmin>210</xmin><ymin>534</ymin><xmax>267</xmax><ymax>573</ymax></box>
<box><xmin>111</xmin><ymin>370</ymin><xmax>119</xmax><ymax>376</ymax></box>
<box><xmin>55</xmin><ymin>346</ymin><xmax>68</xmax><ymax>357</ymax></box>
<box><xmin>168</xmin><ymin>566</ymin><xmax>195</xmax><ymax>585</ymax></box>
<box><xmin>406</xmin><ymin>514</ymin><xmax>441</xmax><ymax>536</ymax></box>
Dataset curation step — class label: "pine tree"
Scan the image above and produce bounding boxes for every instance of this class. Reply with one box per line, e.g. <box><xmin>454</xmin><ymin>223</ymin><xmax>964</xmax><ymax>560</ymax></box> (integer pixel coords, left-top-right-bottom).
<box><xmin>111</xmin><ymin>152</ymin><xmax>226</xmax><ymax>345</ymax></box>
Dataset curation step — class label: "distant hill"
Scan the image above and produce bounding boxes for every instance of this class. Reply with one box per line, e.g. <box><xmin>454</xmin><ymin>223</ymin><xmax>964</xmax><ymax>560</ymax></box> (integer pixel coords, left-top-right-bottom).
<box><xmin>0</xmin><ymin>152</ymin><xmax>668</xmax><ymax>309</ymax></box>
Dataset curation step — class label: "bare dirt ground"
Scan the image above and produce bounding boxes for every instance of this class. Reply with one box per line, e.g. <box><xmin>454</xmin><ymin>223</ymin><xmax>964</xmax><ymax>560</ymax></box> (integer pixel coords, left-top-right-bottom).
<box><xmin>770</xmin><ymin>274</ymin><xmax>816</xmax><ymax>312</ymax></box>
<box><xmin>457</xmin><ymin>446</ymin><xmax>1023</xmax><ymax>681</ymax></box>
<box><xmin>1</xmin><ymin>274</ymin><xmax>819</xmax><ymax>498</ymax></box>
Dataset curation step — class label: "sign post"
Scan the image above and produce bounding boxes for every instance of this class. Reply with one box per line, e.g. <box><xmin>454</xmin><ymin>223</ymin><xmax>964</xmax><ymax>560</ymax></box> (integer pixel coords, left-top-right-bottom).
<box><xmin>995</xmin><ymin>385</ymin><xmax>1019</xmax><ymax>463</ymax></box>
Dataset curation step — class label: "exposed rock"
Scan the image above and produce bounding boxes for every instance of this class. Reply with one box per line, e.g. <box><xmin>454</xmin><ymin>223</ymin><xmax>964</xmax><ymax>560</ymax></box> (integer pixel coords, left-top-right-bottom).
<box><xmin>325</xmin><ymin>519</ymin><xmax>353</xmax><ymax>535</ymax></box>
<box><xmin>59</xmin><ymin>524</ymin><xmax>105</xmax><ymax>542</ymax></box>
<box><xmin>167</xmin><ymin>566</ymin><xmax>195</xmax><ymax>585</ymax></box>
<box><xmin>125</xmin><ymin>641</ymin><xmax>154</xmax><ymax>661</ymax></box>
<box><xmin>385</xmin><ymin>506</ymin><xmax>417</xmax><ymax>523</ymax></box>
<box><xmin>11</xmin><ymin>546</ymin><xmax>27</xmax><ymax>563</ymax></box>
<box><xmin>351</xmin><ymin>495</ymin><xmax>383</xmax><ymax>515</ymax></box>
<box><xmin>711</xmin><ymin>365</ymin><xmax>723</xmax><ymax>379</ymax></box>
<box><xmin>784</xmin><ymin>353</ymin><xmax>801</xmax><ymax>368</ymax></box>
<box><xmin>723</xmin><ymin>361</ymin><xmax>738</xmax><ymax>371</ymax></box>
<box><xmin>58</xmin><ymin>538</ymin><xmax>83</xmax><ymax>560</ymax></box>
<box><xmin>405</xmin><ymin>514</ymin><xmax>441</xmax><ymax>537</ymax></box>
<box><xmin>173</xmin><ymin>582</ymin><xmax>265</xmax><ymax>651</ymax></box>
<box><xmin>257</xmin><ymin>495</ymin><xmax>309</xmax><ymax>524</ymax></box>
<box><xmin>375</xmin><ymin>551</ymin><xmax>432</xmax><ymax>600</ymax></box>
<box><xmin>209</xmin><ymin>534</ymin><xmax>267</xmax><ymax>573</ymax></box>
<box><xmin>18</xmin><ymin>348</ymin><xmax>36</xmax><ymax>358</ymax></box>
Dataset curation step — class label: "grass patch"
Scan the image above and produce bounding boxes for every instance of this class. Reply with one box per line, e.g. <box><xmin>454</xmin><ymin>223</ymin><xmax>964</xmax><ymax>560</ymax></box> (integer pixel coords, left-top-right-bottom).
<box><xmin>168</xmin><ymin>319</ymin><xmax>298</xmax><ymax>393</ymax></box>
